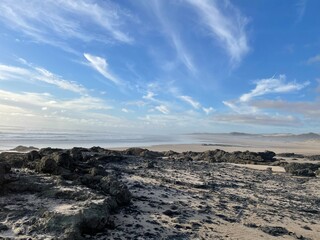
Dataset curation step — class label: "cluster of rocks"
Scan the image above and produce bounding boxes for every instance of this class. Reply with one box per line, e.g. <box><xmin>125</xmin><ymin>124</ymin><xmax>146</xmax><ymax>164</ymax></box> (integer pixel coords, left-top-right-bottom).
<box><xmin>0</xmin><ymin>147</ymin><xmax>132</xmax><ymax>239</ymax></box>
<box><xmin>284</xmin><ymin>162</ymin><xmax>320</xmax><ymax>177</ymax></box>
<box><xmin>1</xmin><ymin>146</ymin><xmax>320</xmax><ymax>239</ymax></box>
<box><xmin>122</xmin><ymin>148</ymin><xmax>277</xmax><ymax>164</ymax></box>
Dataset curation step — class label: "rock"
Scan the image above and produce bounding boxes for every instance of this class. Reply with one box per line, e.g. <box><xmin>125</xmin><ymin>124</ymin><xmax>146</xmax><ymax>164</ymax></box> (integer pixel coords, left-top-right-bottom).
<box><xmin>52</xmin><ymin>152</ymin><xmax>74</xmax><ymax>170</ymax></box>
<box><xmin>0</xmin><ymin>162</ymin><xmax>10</xmax><ymax>185</ymax></box>
<box><xmin>145</xmin><ymin>160</ymin><xmax>155</xmax><ymax>168</ymax></box>
<box><xmin>100</xmin><ymin>176</ymin><xmax>131</xmax><ymax>206</ymax></box>
<box><xmin>284</xmin><ymin>163</ymin><xmax>320</xmax><ymax>177</ymax></box>
<box><xmin>123</xmin><ymin>148</ymin><xmax>163</xmax><ymax>158</ymax></box>
<box><xmin>307</xmin><ymin>155</ymin><xmax>320</xmax><ymax>161</ymax></box>
<box><xmin>69</xmin><ymin>147</ymin><xmax>88</xmax><ymax>162</ymax></box>
<box><xmin>0</xmin><ymin>152</ymin><xmax>28</xmax><ymax>168</ymax></box>
<box><xmin>259</xmin><ymin>226</ymin><xmax>290</xmax><ymax>236</ymax></box>
<box><xmin>27</xmin><ymin>150</ymin><xmax>41</xmax><ymax>161</ymax></box>
<box><xmin>39</xmin><ymin>147</ymin><xmax>63</xmax><ymax>157</ymax></box>
<box><xmin>0</xmin><ymin>222</ymin><xmax>9</xmax><ymax>231</ymax></box>
<box><xmin>90</xmin><ymin>167</ymin><xmax>106</xmax><ymax>176</ymax></box>
<box><xmin>36</xmin><ymin>156</ymin><xmax>58</xmax><ymax>174</ymax></box>
<box><xmin>163</xmin><ymin>150</ymin><xmax>179</xmax><ymax>157</ymax></box>
<box><xmin>277</xmin><ymin>153</ymin><xmax>304</xmax><ymax>158</ymax></box>
<box><xmin>10</xmin><ymin>145</ymin><xmax>38</xmax><ymax>152</ymax></box>
<box><xmin>163</xmin><ymin>209</ymin><xmax>179</xmax><ymax>217</ymax></box>
<box><xmin>0</xmin><ymin>165</ymin><xmax>5</xmax><ymax>186</ymax></box>
<box><xmin>79</xmin><ymin>201</ymin><xmax>110</xmax><ymax>234</ymax></box>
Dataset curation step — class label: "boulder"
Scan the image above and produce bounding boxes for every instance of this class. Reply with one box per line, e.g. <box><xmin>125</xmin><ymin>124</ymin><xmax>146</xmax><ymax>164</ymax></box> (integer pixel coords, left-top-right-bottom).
<box><xmin>69</xmin><ymin>147</ymin><xmax>88</xmax><ymax>162</ymax></box>
<box><xmin>52</xmin><ymin>152</ymin><xmax>74</xmax><ymax>170</ymax></box>
<box><xmin>284</xmin><ymin>163</ymin><xmax>320</xmax><ymax>177</ymax></box>
<box><xmin>39</xmin><ymin>147</ymin><xmax>63</xmax><ymax>157</ymax></box>
<box><xmin>36</xmin><ymin>156</ymin><xmax>58</xmax><ymax>174</ymax></box>
<box><xmin>123</xmin><ymin>148</ymin><xmax>163</xmax><ymax>158</ymax></box>
<box><xmin>100</xmin><ymin>176</ymin><xmax>131</xmax><ymax>206</ymax></box>
<box><xmin>0</xmin><ymin>163</ymin><xmax>7</xmax><ymax>185</ymax></box>
<box><xmin>27</xmin><ymin>150</ymin><xmax>41</xmax><ymax>162</ymax></box>
<box><xmin>0</xmin><ymin>152</ymin><xmax>28</xmax><ymax>168</ymax></box>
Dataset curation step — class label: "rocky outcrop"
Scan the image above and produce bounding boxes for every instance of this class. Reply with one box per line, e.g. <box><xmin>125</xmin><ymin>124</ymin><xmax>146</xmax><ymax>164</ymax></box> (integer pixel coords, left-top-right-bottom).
<box><xmin>123</xmin><ymin>148</ymin><xmax>163</xmax><ymax>159</ymax></box>
<box><xmin>0</xmin><ymin>162</ymin><xmax>10</xmax><ymax>186</ymax></box>
<box><xmin>182</xmin><ymin>149</ymin><xmax>276</xmax><ymax>164</ymax></box>
<box><xmin>277</xmin><ymin>153</ymin><xmax>305</xmax><ymax>158</ymax></box>
<box><xmin>100</xmin><ymin>176</ymin><xmax>131</xmax><ymax>206</ymax></box>
<box><xmin>284</xmin><ymin>162</ymin><xmax>320</xmax><ymax>177</ymax></box>
<box><xmin>0</xmin><ymin>146</ymin><xmax>132</xmax><ymax>239</ymax></box>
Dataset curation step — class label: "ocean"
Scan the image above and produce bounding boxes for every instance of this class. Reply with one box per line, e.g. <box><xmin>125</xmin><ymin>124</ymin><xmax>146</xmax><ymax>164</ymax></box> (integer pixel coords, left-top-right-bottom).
<box><xmin>0</xmin><ymin>127</ymin><xmax>194</xmax><ymax>151</ymax></box>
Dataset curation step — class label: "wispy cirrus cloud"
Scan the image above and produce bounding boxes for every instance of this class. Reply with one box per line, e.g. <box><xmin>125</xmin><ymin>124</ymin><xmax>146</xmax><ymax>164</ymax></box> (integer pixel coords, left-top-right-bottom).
<box><xmin>0</xmin><ymin>62</ymin><xmax>87</xmax><ymax>94</ymax></box>
<box><xmin>178</xmin><ymin>95</ymin><xmax>215</xmax><ymax>115</ymax></box>
<box><xmin>220</xmin><ymin>74</ymin><xmax>310</xmax><ymax>126</ymax></box>
<box><xmin>295</xmin><ymin>0</ymin><xmax>307</xmax><ymax>23</ymax></box>
<box><xmin>0</xmin><ymin>0</ymin><xmax>133</xmax><ymax>52</ymax></box>
<box><xmin>84</xmin><ymin>53</ymin><xmax>121</xmax><ymax>85</ymax></box>
<box><xmin>179</xmin><ymin>95</ymin><xmax>201</xmax><ymax>109</ymax></box>
<box><xmin>239</xmin><ymin>74</ymin><xmax>309</xmax><ymax>102</ymax></box>
<box><xmin>155</xmin><ymin>105</ymin><xmax>170</xmax><ymax>114</ymax></box>
<box><xmin>306</xmin><ymin>54</ymin><xmax>320</xmax><ymax>64</ymax></box>
<box><xmin>187</xmin><ymin>0</ymin><xmax>249</xmax><ymax>64</ymax></box>
<box><xmin>213</xmin><ymin>113</ymin><xmax>301</xmax><ymax>127</ymax></box>
<box><xmin>151</xmin><ymin>0</ymin><xmax>196</xmax><ymax>73</ymax></box>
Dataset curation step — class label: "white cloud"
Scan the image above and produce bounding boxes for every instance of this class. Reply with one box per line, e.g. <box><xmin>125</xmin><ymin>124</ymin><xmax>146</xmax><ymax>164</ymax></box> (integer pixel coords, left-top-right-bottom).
<box><xmin>213</xmin><ymin>113</ymin><xmax>301</xmax><ymax>127</ymax></box>
<box><xmin>143</xmin><ymin>91</ymin><xmax>157</xmax><ymax>101</ymax></box>
<box><xmin>121</xmin><ymin>108</ymin><xmax>129</xmax><ymax>113</ymax></box>
<box><xmin>0</xmin><ymin>63</ymin><xmax>87</xmax><ymax>94</ymax></box>
<box><xmin>0</xmin><ymin>89</ymin><xmax>111</xmax><ymax>111</ymax></box>
<box><xmin>202</xmin><ymin>107</ymin><xmax>215</xmax><ymax>115</ymax></box>
<box><xmin>295</xmin><ymin>0</ymin><xmax>307</xmax><ymax>23</ymax></box>
<box><xmin>151</xmin><ymin>0</ymin><xmax>196</xmax><ymax>73</ymax></box>
<box><xmin>155</xmin><ymin>105</ymin><xmax>170</xmax><ymax>114</ymax></box>
<box><xmin>187</xmin><ymin>0</ymin><xmax>249</xmax><ymax>63</ymax></box>
<box><xmin>252</xmin><ymin>99</ymin><xmax>320</xmax><ymax>118</ymax></box>
<box><xmin>239</xmin><ymin>74</ymin><xmax>309</xmax><ymax>102</ymax></box>
<box><xmin>0</xmin><ymin>0</ymin><xmax>133</xmax><ymax>52</ymax></box>
<box><xmin>307</xmin><ymin>54</ymin><xmax>320</xmax><ymax>64</ymax></box>
<box><xmin>179</xmin><ymin>95</ymin><xmax>201</xmax><ymax>109</ymax></box>
<box><xmin>84</xmin><ymin>53</ymin><xmax>121</xmax><ymax>85</ymax></box>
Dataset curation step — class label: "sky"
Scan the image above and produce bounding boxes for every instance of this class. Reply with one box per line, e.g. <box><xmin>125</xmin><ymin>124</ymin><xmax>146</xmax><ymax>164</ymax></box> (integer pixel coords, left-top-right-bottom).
<box><xmin>0</xmin><ymin>0</ymin><xmax>319</xmax><ymax>134</ymax></box>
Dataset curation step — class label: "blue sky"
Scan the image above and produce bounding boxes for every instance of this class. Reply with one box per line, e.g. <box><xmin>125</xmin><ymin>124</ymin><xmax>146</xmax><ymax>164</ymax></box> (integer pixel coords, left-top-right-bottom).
<box><xmin>0</xmin><ymin>0</ymin><xmax>319</xmax><ymax>134</ymax></box>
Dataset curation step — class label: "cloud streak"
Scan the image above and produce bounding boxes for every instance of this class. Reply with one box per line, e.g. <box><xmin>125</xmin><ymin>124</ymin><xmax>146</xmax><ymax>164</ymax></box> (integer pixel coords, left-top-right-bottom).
<box><xmin>239</xmin><ymin>75</ymin><xmax>309</xmax><ymax>102</ymax></box>
<box><xmin>0</xmin><ymin>0</ymin><xmax>133</xmax><ymax>53</ymax></box>
<box><xmin>0</xmin><ymin>62</ymin><xmax>87</xmax><ymax>94</ymax></box>
<box><xmin>187</xmin><ymin>0</ymin><xmax>249</xmax><ymax>63</ymax></box>
<box><xmin>84</xmin><ymin>53</ymin><xmax>121</xmax><ymax>85</ymax></box>
<box><xmin>151</xmin><ymin>0</ymin><xmax>196</xmax><ymax>73</ymax></box>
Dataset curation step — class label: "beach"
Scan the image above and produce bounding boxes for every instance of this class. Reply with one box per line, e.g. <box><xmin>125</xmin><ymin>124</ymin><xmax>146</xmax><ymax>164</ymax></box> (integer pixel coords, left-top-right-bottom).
<box><xmin>1</xmin><ymin>136</ymin><xmax>320</xmax><ymax>239</ymax></box>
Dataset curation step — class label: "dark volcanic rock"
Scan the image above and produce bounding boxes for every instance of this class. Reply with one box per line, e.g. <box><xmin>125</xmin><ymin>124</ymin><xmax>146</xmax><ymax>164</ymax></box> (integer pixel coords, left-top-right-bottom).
<box><xmin>36</xmin><ymin>156</ymin><xmax>58</xmax><ymax>174</ymax></box>
<box><xmin>27</xmin><ymin>150</ymin><xmax>41</xmax><ymax>162</ymax></box>
<box><xmin>52</xmin><ymin>152</ymin><xmax>74</xmax><ymax>170</ymax></box>
<box><xmin>123</xmin><ymin>148</ymin><xmax>163</xmax><ymax>158</ymax></box>
<box><xmin>260</xmin><ymin>226</ymin><xmax>290</xmax><ymax>236</ymax></box>
<box><xmin>69</xmin><ymin>147</ymin><xmax>88</xmax><ymax>162</ymax></box>
<box><xmin>0</xmin><ymin>152</ymin><xmax>28</xmax><ymax>168</ymax></box>
<box><xmin>277</xmin><ymin>153</ymin><xmax>305</xmax><ymax>158</ymax></box>
<box><xmin>39</xmin><ymin>147</ymin><xmax>64</xmax><ymax>157</ymax></box>
<box><xmin>194</xmin><ymin>149</ymin><xmax>276</xmax><ymax>164</ymax></box>
<box><xmin>307</xmin><ymin>155</ymin><xmax>320</xmax><ymax>161</ymax></box>
<box><xmin>100</xmin><ymin>176</ymin><xmax>131</xmax><ymax>206</ymax></box>
<box><xmin>284</xmin><ymin>163</ymin><xmax>320</xmax><ymax>177</ymax></box>
<box><xmin>10</xmin><ymin>145</ymin><xmax>38</xmax><ymax>152</ymax></box>
<box><xmin>0</xmin><ymin>162</ymin><xmax>10</xmax><ymax>185</ymax></box>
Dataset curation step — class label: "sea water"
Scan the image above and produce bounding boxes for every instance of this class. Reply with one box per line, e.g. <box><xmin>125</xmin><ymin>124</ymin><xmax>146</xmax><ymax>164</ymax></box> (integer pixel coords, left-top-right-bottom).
<box><xmin>0</xmin><ymin>126</ymin><xmax>194</xmax><ymax>151</ymax></box>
